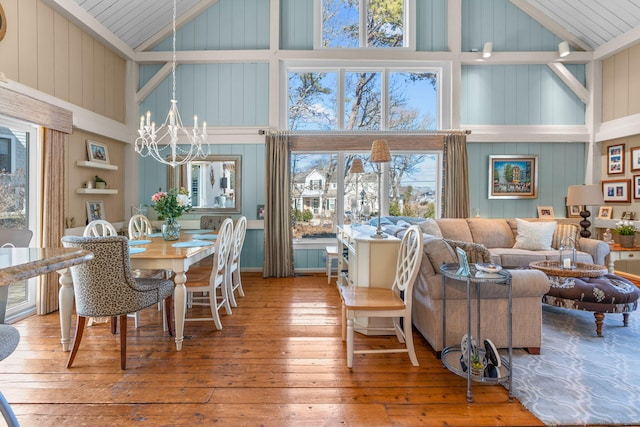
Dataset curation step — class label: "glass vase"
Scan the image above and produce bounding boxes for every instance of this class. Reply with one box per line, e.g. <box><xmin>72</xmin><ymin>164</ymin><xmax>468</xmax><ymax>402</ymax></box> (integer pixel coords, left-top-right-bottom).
<box><xmin>162</xmin><ymin>218</ymin><xmax>181</xmax><ymax>241</ymax></box>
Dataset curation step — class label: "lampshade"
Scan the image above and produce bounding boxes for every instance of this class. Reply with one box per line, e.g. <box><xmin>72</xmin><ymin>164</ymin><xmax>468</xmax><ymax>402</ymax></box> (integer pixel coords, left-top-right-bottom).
<box><xmin>566</xmin><ymin>184</ymin><xmax>604</xmax><ymax>206</ymax></box>
<box><xmin>559</xmin><ymin>41</ymin><xmax>570</xmax><ymax>58</ymax></box>
<box><xmin>370</xmin><ymin>139</ymin><xmax>391</xmax><ymax>163</ymax></box>
<box><xmin>350</xmin><ymin>158</ymin><xmax>364</xmax><ymax>174</ymax></box>
<box><xmin>482</xmin><ymin>41</ymin><xmax>493</xmax><ymax>58</ymax></box>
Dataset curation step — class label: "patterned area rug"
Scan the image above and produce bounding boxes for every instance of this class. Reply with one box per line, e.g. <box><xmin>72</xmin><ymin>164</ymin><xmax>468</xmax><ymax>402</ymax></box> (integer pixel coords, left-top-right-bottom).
<box><xmin>512</xmin><ymin>305</ymin><xmax>640</xmax><ymax>426</ymax></box>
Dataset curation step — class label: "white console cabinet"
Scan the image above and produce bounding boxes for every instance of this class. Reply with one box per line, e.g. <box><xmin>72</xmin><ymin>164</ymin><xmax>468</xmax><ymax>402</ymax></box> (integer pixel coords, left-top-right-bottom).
<box><xmin>337</xmin><ymin>225</ymin><xmax>400</xmax><ymax>334</ymax></box>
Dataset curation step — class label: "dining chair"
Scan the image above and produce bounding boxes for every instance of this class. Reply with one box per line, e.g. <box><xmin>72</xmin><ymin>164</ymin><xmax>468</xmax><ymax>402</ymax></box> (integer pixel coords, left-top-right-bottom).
<box><xmin>0</xmin><ymin>228</ymin><xmax>34</xmax><ymax>324</ymax></box>
<box><xmin>184</xmin><ymin>218</ymin><xmax>234</xmax><ymax>329</ymax></box>
<box><xmin>0</xmin><ymin>324</ymin><xmax>20</xmax><ymax>426</ymax></box>
<box><xmin>60</xmin><ymin>235</ymin><xmax>174</xmax><ymax>369</ymax></box>
<box><xmin>339</xmin><ymin>225</ymin><xmax>423</xmax><ymax>368</ymax></box>
<box><xmin>227</xmin><ymin>216</ymin><xmax>247</xmax><ymax>308</ymax></box>
<box><xmin>83</xmin><ymin>219</ymin><xmax>118</xmax><ymax>237</ymax></box>
<box><xmin>128</xmin><ymin>214</ymin><xmax>153</xmax><ymax>239</ymax></box>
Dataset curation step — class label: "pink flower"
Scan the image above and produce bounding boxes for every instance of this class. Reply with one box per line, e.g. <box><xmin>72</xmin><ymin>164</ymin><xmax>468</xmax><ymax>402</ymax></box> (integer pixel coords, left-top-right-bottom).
<box><xmin>151</xmin><ymin>191</ymin><xmax>166</xmax><ymax>202</ymax></box>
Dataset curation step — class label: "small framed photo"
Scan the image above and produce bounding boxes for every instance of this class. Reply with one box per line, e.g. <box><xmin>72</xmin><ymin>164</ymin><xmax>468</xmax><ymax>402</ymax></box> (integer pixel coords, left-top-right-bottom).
<box><xmin>634</xmin><ymin>175</ymin><xmax>640</xmax><ymax>199</ymax></box>
<box><xmin>602</xmin><ymin>179</ymin><xmax>631</xmax><ymax>203</ymax></box>
<box><xmin>537</xmin><ymin>206</ymin><xmax>554</xmax><ymax>219</ymax></box>
<box><xmin>455</xmin><ymin>247</ymin><xmax>470</xmax><ymax>276</ymax></box>
<box><xmin>257</xmin><ymin>204</ymin><xmax>265</xmax><ymax>219</ymax></box>
<box><xmin>597</xmin><ymin>206</ymin><xmax>612</xmax><ymax>219</ymax></box>
<box><xmin>631</xmin><ymin>147</ymin><xmax>640</xmax><ymax>172</ymax></box>
<box><xmin>86</xmin><ymin>201</ymin><xmax>105</xmax><ymax>221</ymax></box>
<box><xmin>566</xmin><ymin>199</ymin><xmax>583</xmax><ymax>218</ymax></box>
<box><xmin>607</xmin><ymin>143</ymin><xmax>625</xmax><ymax>175</ymax></box>
<box><xmin>86</xmin><ymin>140</ymin><xmax>110</xmax><ymax>164</ymax></box>
<box><xmin>622</xmin><ymin>211</ymin><xmax>636</xmax><ymax>220</ymax></box>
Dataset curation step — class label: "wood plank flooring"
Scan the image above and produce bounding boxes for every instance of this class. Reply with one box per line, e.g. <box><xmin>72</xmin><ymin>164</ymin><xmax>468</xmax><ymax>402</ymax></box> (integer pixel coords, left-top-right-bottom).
<box><xmin>1</xmin><ymin>273</ymin><xmax>542</xmax><ymax>426</ymax></box>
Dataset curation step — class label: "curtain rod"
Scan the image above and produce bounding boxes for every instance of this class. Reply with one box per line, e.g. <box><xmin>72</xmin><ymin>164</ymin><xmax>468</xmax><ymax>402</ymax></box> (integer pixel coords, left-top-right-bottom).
<box><xmin>258</xmin><ymin>129</ymin><xmax>471</xmax><ymax>136</ymax></box>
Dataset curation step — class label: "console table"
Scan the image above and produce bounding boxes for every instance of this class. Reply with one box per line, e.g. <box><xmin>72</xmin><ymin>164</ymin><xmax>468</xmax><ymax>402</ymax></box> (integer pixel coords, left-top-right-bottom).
<box><xmin>336</xmin><ymin>225</ymin><xmax>400</xmax><ymax>335</ymax></box>
<box><xmin>607</xmin><ymin>244</ymin><xmax>640</xmax><ymax>274</ymax></box>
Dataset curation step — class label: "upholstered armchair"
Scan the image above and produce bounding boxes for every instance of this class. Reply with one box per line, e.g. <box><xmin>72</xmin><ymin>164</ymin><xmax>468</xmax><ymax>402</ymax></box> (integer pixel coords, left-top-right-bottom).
<box><xmin>61</xmin><ymin>235</ymin><xmax>174</xmax><ymax>369</ymax></box>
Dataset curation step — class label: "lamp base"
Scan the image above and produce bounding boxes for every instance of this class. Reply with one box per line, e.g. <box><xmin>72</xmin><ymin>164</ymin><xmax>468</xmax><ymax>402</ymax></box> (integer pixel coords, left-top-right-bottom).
<box><xmin>579</xmin><ymin>210</ymin><xmax>592</xmax><ymax>238</ymax></box>
<box><xmin>370</xmin><ymin>231</ymin><xmax>388</xmax><ymax>239</ymax></box>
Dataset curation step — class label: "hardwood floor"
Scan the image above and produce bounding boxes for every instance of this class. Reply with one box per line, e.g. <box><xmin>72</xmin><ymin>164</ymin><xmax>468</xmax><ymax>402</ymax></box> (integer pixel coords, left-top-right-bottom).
<box><xmin>1</xmin><ymin>273</ymin><xmax>542</xmax><ymax>426</ymax></box>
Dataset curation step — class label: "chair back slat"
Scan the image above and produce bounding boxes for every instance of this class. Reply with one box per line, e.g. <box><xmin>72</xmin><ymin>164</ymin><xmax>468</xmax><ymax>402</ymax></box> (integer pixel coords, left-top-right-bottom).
<box><xmin>84</xmin><ymin>220</ymin><xmax>118</xmax><ymax>237</ymax></box>
<box><xmin>392</xmin><ymin>226</ymin><xmax>423</xmax><ymax>300</ymax></box>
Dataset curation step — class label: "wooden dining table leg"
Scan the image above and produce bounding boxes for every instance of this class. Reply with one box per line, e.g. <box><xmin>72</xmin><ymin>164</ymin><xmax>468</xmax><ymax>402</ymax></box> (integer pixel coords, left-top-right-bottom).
<box><xmin>172</xmin><ymin>270</ymin><xmax>187</xmax><ymax>351</ymax></box>
<box><xmin>58</xmin><ymin>269</ymin><xmax>74</xmax><ymax>352</ymax></box>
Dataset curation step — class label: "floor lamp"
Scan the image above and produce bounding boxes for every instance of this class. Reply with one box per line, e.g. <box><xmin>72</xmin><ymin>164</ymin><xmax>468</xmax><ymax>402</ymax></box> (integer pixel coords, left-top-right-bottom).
<box><xmin>349</xmin><ymin>158</ymin><xmax>364</xmax><ymax>223</ymax></box>
<box><xmin>369</xmin><ymin>139</ymin><xmax>391</xmax><ymax>239</ymax></box>
<box><xmin>566</xmin><ymin>184</ymin><xmax>605</xmax><ymax>238</ymax></box>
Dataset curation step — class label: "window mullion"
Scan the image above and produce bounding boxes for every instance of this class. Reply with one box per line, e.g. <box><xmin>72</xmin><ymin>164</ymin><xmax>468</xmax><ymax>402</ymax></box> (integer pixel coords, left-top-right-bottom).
<box><xmin>361</xmin><ymin>0</ymin><xmax>367</xmax><ymax>48</ymax></box>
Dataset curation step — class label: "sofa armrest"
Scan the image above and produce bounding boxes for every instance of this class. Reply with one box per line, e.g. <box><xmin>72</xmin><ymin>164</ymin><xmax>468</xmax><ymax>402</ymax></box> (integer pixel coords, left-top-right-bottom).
<box><xmin>577</xmin><ymin>237</ymin><xmax>610</xmax><ymax>266</ymax></box>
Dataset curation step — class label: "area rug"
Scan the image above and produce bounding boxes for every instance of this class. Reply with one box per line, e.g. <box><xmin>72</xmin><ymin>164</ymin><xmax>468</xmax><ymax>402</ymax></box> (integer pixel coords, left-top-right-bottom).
<box><xmin>512</xmin><ymin>305</ymin><xmax>640</xmax><ymax>426</ymax></box>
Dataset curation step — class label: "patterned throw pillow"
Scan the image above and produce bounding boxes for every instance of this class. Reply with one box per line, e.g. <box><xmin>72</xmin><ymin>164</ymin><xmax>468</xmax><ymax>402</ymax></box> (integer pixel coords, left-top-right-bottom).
<box><xmin>551</xmin><ymin>223</ymin><xmax>580</xmax><ymax>250</ymax></box>
<box><xmin>512</xmin><ymin>218</ymin><xmax>557</xmax><ymax>250</ymax></box>
<box><xmin>443</xmin><ymin>239</ymin><xmax>492</xmax><ymax>264</ymax></box>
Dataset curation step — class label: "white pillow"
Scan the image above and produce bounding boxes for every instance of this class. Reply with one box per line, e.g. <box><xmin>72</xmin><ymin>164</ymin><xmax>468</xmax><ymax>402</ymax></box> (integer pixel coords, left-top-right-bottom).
<box><xmin>513</xmin><ymin>218</ymin><xmax>557</xmax><ymax>250</ymax></box>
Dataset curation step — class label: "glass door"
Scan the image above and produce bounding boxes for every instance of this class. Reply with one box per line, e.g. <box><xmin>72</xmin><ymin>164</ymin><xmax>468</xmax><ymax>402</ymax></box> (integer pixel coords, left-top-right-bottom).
<box><xmin>0</xmin><ymin>115</ymin><xmax>40</xmax><ymax>322</ymax></box>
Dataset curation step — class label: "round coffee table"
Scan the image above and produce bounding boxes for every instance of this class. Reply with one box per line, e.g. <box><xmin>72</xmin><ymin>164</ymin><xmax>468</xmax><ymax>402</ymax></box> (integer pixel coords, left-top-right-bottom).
<box><xmin>529</xmin><ymin>260</ymin><xmax>639</xmax><ymax>337</ymax></box>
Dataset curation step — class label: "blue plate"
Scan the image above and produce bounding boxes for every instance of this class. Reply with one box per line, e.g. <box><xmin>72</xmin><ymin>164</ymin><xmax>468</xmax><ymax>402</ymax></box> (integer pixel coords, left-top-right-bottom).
<box><xmin>147</xmin><ymin>232</ymin><xmax>163</xmax><ymax>238</ymax></box>
<box><xmin>185</xmin><ymin>229</ymin><xmax>212</xmax><ymax>234</ymax></box>
<box><xmin>128</xmin><ymin>239</ymin><xmax>152</xmax><ymax>246</ymax></box>
<box><xmin>191</xmin><ymin>234</ymin><xmax>217</xmax><ymax>240</ymax></box>
<box><xmin>129</xmin><ymin>247</ymin><xmax>147</xmax><ymax>254</ymax></box>
<box><xmin>171</xmin><ymin>241</ymin><xmax>213</xmax><ymax>248</ymax></box>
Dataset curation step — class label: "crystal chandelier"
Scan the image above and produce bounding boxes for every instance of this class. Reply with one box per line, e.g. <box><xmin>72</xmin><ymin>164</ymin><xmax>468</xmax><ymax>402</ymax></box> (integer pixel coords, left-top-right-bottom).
<box><xmin>134</xmin><ymin>0</ymin><xmax>206</xmax><ymax>168</ymax></box>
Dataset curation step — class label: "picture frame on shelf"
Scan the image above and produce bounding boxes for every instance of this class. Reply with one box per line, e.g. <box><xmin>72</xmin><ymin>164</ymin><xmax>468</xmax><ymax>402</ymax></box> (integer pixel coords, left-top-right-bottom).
<box><xmin>631</xmin><ymin>147</ymin><xmax>640</xmax><ymax>172</ymax></box>
<box><xmin>602</xmin><ymin>179</ymin><xmax>631</xmax><ymax>203</ymax></box>
<box><xmin>86</xmin><ymin>201</ymin><xmax>105</xmax><ymax>221</ymax></box>
<box><xmin>537</xmin><ymin>206</ymin><xmax>554</xmax><ymax>219</ymax></box>
<box><xmin>633</xmin><ymin>175</ymin><xmax>640</xmax><ymax>199</ymax></box>
<box><xmin>597</xmin><ymin>206</ymin><xmax>612</xmax><ymax>219</ymax></box>
<box><xmin>607</xmin><ymin>143</ymin><xmax>625</xmax><ymax>175</ymax></box>
<box><xmin>86</xmin><ymin>140</ymin><xmax>110</xmax><ymax>164</ymax></box>
<box><xmin>488</xmin><ymin>155</ymin><xmax>538</xmax><ymax>199</ymax></box>
<box><xmin>565</xmin><ymin>197</ymin><xmax>583</xmax><ymax>218</ymax></box>
<box><xmin>622</xmin><ymin>211</ymin><xmax>636</xmax><ymax>220</ymax></box>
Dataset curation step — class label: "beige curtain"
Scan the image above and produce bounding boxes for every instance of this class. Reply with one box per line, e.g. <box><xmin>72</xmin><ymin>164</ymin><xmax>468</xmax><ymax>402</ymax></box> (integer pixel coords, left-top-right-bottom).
<box><xmin>441</xmin><ymin>133</ymin><xmax>470</xmax><ymax>218</ymax></box>
<box><xmin>263</xmin><ymin>133</ymin><xmax>294</xmax><ymax>277</ymax></box>
<box><xmin>38</xmin><ymin>128</ymin><xmax>66</xmax><ymax>314</ymax></box>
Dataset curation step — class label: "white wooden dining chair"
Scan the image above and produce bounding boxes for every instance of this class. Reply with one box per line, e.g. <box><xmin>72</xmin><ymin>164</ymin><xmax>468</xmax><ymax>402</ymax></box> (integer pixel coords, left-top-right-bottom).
<box><xmin>227</xmin><ymin>216</ymin><xmax>247</xmax><ymax>308</ymax></box>
<box><xmin>339</xmin><ymin>225</ymin><xmax>423</xmax><ymax>368</ymax></box>
<box><xmin>128</xmin><ymin>214</ymin><xmax>153</xmax><ymax>239</ymax></box>
<box><xmin>183</xmin><ymin>218</ymin><xmax>234</xmax><ymax>330</ymax></box>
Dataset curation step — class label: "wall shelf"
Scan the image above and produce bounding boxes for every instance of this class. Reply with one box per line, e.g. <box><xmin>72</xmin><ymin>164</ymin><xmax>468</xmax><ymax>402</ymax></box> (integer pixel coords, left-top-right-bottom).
<box><xmin>76</xmin><ymin>160</ymin><xmax>118</xmax><ymax>171</ymax></box>
<box><xmin>76</xmin><ymin>188</ymin><xmax>118</xmax><ymax>195</ymax></box>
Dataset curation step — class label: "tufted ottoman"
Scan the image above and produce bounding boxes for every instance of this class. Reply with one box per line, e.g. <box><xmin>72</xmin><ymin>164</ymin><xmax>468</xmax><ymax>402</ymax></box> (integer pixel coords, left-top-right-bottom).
<box><xmin>541</xmin><ymin>274</ymin><xmax>640</xmax><ymax>337</ymax></box>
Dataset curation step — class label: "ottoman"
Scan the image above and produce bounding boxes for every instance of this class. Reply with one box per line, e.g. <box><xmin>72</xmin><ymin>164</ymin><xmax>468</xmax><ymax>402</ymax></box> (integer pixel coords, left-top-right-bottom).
<box><xmin>542</xmin><ymin>274</ymin><xmax>640</xmax><ymax>337</ymax></box>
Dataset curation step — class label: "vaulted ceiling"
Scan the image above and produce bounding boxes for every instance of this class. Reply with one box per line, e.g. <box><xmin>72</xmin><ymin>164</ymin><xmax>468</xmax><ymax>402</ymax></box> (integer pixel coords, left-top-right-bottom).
<box><xmin>44</xmin><ymin>0</ymin><xmax>640</xmax><ymax>59</ymax></box>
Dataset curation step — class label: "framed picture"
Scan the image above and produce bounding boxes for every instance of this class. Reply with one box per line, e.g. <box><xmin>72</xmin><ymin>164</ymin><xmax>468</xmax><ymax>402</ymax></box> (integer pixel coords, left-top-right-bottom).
<box><xmin>257</xmin><ymin>204</ymin><xmax>265</xmax><ymax>219</ymax></box>
<box><xmin>537</xmin><ymin>206</ymin><xmax>554</xmax><ymax>219</ymax></box>
<box><xmin>631</xmin><ymin>147</ymin><xmax>640</xmax><ymax>172</ymax></box>
<box><xmin>565</xmin><ymin>197</ymin><xmax>584</xmax><ymax>218</ymax></box>
<box><xmin>455</xmin><ymin>247</ymin><xmax>470</xmax><ymax>276</ymax></box>
<box><xmin>634</xmin><ymin>175</ymin><xmax>640</xmax><ymax>199</ymax></box>
<box><xmin>488</xmin><ymin>155</ymin><xmax>538</xmax><ymax>199</ymax></box>
<box><xmin>602</xmin><ymin>179</ymin><xmax>631</xmax><ymax>203</ymax></box>
<box><xmin>607</xmin><ymin>143</ymin><xmax>625</xmax><ymax>175</ymax></box>
<box><xmin>597</xmin><ymin>206</ymin><xmax>612</xmax><ymax>219</ymax></box>
<box><xmin>86</xmin><ymin>201</ymin><xmax>105</xmax><ymax>221</ymax></box>
<box><xmin>86</xmin><ymin>140</ymin><xmax>110</xmax><ymax>164</ymax></box>
<box><xmin>622</xmin><ymin>211</ymin><xmax>636</xmax><ymax>220</ymax></box>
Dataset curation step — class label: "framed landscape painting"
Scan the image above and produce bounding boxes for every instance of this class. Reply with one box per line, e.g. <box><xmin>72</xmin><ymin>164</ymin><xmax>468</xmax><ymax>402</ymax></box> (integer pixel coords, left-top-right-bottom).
<box><xmin>602</xmin><ymin>179</ymin><xmax>631</xmax><ymax>203</ymax></box>
<box><xmin>488</xmin><ymin>155</ymin><xmax>538</xmax><ymax>199</ymax></box>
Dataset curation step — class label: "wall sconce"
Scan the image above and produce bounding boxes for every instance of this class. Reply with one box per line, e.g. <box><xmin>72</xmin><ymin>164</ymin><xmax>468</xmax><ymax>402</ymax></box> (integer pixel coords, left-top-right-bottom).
<box><xmin>559</xmin><ymin>41</ymin><xmax>570</xmax><ymax>58</ymax></box>
<box><xmin>482</xmin><ymin>42</ymin><xmax>493</xmax><ymax>58</ymax></box>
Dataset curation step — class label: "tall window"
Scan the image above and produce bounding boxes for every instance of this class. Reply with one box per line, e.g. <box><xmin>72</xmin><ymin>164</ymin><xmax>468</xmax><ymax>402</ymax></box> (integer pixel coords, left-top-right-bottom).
<box><xmin>320</xmin><ymin>0</ymin><xmax>408</xmax><ymax>48</ymax></box>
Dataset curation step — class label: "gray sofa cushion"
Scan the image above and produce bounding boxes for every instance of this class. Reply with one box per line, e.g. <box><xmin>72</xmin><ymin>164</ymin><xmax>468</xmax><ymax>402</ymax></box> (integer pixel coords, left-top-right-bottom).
<box><xmin>435</xmin><ymin>219</ymin><xmax>473</xmax><ymax>242</ymax></box>
<box><xmin>466</xmin><ymin>218</ymin><xmax>515</xmax><ymax>248</ymax></box>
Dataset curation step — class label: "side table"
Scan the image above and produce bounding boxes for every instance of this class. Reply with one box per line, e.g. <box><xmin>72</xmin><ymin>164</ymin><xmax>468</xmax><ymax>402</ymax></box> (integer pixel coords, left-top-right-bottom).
<box><xmin>439</xmin><ymin>263</ymin><xmax>513</xmax><ymax>403</ymax></box>
<box><xmin>607</xmin><ymin>244</ymin><xmax>640</xmax><ymax>274</ymax></box>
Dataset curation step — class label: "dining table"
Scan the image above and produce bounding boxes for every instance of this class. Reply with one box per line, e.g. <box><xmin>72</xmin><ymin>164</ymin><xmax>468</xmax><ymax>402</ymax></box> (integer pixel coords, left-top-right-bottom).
<box><xmin>58</xmin><ymin>230</ymin><xmax>217</xmax><ymax>351</ymax></box>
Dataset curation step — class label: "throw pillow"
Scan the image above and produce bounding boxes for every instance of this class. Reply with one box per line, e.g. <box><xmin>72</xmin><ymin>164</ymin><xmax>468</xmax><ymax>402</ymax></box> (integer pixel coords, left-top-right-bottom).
<box><xmin>551</xmin><ymin>223</ymin><xmax>580</xmax><ymax>250</ymax></box>
<box><xmin>418</xmin><ymin>219</ymin><xmax>443</xmax><ymax>237</ymax></box>
<box><xmin>444</xmin><ymin>239</ymin><xmax>492</xmax><ymax>264</ymax></box>
<box><xmin>513</xmin><ymin>218</ymin><xmax>557</xmax><ymax>250</ymax></box>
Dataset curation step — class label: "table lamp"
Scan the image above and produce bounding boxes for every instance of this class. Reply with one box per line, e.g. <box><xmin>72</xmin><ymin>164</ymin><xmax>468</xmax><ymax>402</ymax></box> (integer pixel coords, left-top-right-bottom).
<box><xmin>369</xmin><ymin>139</ymin><xmax>391</xmax><ymax>239</ymax></box>
<box><xmin>566</xmin><ymin>184</ymin><xmax>605</xmax><ymax>238</ymax></box>
<box><xmin>349</xmin><ymin>158</ymin><xmax>364</xmax><ymax>223</ymax></box>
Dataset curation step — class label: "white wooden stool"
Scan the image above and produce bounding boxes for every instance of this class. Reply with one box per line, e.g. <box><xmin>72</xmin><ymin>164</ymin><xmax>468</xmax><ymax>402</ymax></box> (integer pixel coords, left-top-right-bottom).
<box><xmin>326</xmin><ymin>246</ymin><xmax>339</xmax><ymax>284</ymax></box>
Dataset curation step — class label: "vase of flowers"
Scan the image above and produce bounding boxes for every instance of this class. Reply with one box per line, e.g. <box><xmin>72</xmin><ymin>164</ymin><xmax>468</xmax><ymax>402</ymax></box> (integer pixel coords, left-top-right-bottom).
<box><xmin>150</xmin><ymin>187</ymin><xmax>191</xmax><ymax>241</ymax></box>
<box><xmin>614</xmin><ymin>220</ymin><xmax>637</xmax><ymax>248</ymax></box>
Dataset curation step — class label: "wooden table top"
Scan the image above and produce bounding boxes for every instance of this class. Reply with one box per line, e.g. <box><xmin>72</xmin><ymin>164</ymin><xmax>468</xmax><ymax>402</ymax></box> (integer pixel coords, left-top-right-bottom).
<box><xmin>128</xmin><ymin>234</ymin><xmax>216</xmax><ymax>260</ymax></box>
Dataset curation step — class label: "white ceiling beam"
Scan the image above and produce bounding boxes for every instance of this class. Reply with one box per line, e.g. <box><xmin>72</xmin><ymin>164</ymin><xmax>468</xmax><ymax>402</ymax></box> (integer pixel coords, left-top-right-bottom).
<box><xmin>460</xmin><ymin>51</ymin><xmax>593</xmax><ymax>65</ymax></box>
<box><xmin>596</xmin><ymin>113</ymin><xmax>640</xmax><ymax>142</ymax></box>
<box><xmin>135</xmin><ymin>50</ymin><xmax>272</xmax><ymax>64</ymax></box>
<box><xmin>509</xmin><ymin>0</ymin><xmax>592</xmax><ymax>52</ymax></box>
<box><xmin>135</xmin><ymin>0</ymin><xmax>220</xmax><ymax>52</ymax></box>
<box><xmin>593</xmin><ymin>26</ymin><xmax>640</xmax><ymax>61</ymax></box>
<box><xmin>547</xmin><ymin>62</ymin><xmax>590</xmax><ymax>104</ymax></box>
<box><xmin>42</xmin><ymin>0</ymin><xmax>135</xmax><ymax>61</ymax></box>
<box><xmin>135</xmin><ymin>63</ymin><xmax>172</xmax><ymax>104</ymax></box>
<box><xmin>466</xmin><ymin>125</ymin><xmax>589</xmax><ymax>143</ymax></box>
